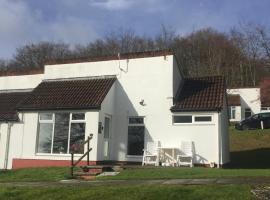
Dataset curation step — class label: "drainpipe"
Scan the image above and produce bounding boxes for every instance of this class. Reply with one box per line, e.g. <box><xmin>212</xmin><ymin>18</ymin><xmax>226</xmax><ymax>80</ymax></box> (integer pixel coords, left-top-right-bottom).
<box><xmin>4</xmin><ymin>122</ymin><xmax>12</xmax><ymax>170</ymax></box>
<box><xmin>217</xmin><ymin>112</ymin><xmax>221</xmax><ymax>168</ymax></box>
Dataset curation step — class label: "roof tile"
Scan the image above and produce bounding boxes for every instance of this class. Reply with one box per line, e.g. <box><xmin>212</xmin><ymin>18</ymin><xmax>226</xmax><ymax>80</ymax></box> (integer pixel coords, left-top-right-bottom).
<box><xmin>17</xmin><ymin>77</ymin><xmax>116</xmax><ymax>111</ymax></box>
<box><xmin>0</xmin><ymin>92</ymin><xmax>30</xmax><ymax>121</ymax></box>
<box><xmin>171</xmin><ymin>76</ymin><xmax>225</xmax><ymax>112</ymax></box>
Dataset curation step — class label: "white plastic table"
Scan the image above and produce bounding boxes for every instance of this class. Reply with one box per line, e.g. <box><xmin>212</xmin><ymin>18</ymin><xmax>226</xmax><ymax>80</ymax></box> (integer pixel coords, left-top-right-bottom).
<box><xmin>157</xmin><ymin>147</ymin><xmax>180</xmax><ymax>166</ymax></box>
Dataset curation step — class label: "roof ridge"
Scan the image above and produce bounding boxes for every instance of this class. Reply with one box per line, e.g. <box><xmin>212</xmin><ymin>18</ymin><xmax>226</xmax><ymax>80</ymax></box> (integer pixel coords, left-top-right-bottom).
<box><xmin>0</xmin><ymin>89</ymin><xmax>33</xmax><ymax>94</ymax></box>
<box><xmin>43</xmin><ymin>75</ymin><xmax>117</xmax><ymax>82</ymax></box>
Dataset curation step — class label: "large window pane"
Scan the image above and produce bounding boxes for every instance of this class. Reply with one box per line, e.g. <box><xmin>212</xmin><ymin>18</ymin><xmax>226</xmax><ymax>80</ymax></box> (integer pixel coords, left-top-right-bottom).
<box><xmin>37</xmin><ymin>123</ymin><xmax>53</xmax><ymax>153</ymax></box>
<box><xmin>53</xmin><ymin>113</ymin><xmax>69</xmax><ymax>154</ymax></box>
<box><xmin>173</xmin><ymin>116</ymin><xmax>192</xmax><ymax>123</ymax></box>
<box><xmin>128</xmin><ymin>126</ymin><xmax>145</xmax><ymax>156</ymax></box>
<box><xmin>70</xmin><ymin>123</ymin><xmax>85</xmax><ymax>154</ymax></box>
<box><xmin>194</xmin><ymin>116</ymin><xmax>212</xmax><ymax>122</ymax></box>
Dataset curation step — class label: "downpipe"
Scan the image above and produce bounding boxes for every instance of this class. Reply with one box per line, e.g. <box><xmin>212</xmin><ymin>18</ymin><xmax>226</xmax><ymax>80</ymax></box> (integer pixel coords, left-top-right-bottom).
<box><xmin>4</xmin><ymin>123</ymin><xmax>12</xmax><ymax>170</ymax></box>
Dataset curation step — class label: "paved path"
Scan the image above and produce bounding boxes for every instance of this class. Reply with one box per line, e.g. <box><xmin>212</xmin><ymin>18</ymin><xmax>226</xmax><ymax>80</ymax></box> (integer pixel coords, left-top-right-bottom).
<box><xmin>1</xmin><ymin>178</ymin><xmax>270</xmax><ymax>187</ymax></box>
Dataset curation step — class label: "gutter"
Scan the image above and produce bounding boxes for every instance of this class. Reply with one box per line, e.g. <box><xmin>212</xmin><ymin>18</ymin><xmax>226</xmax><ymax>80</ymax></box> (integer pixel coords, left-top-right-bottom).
<box><xmin>4</xmin><ymin>122</ymin><xmax>13</xmax><ymax>169</ymax></box>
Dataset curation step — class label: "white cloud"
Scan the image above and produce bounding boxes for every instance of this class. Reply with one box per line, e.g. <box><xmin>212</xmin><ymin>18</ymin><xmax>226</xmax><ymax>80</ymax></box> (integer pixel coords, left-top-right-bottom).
<box><xmin>89</xmin><ymin>0</ymin><xmax>134</xmax><ymax>10</ymax></box>
<box><xmin>0</xmin><ymin>0</ymin><xmax>99</xmax><ymax>58</ymax></box>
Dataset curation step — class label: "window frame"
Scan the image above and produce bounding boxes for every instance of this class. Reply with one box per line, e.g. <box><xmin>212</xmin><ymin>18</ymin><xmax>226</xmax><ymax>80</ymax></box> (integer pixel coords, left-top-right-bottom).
<box><xmin>36</xmin><ymin>112</ymin><xmax>86</xmax><ymax>155</ymax></box>
<box><xmin>172</xmin><ymin>114</ymin><xmax>213</xmax><ymax>125</ymax></box>
<box><xmin>127</xmin><ymin>116</ymin><xmax>145</xmax><ymax>157</ymax></box>
<box><xmin>261</xmin><ymin>107</ymin><xmax>270</xmax><ymax>111</ymax></box>
<box><xmin>229</xmin><ymin>106</ymin><xmax>236</xmax><ymax>120</ymax></box>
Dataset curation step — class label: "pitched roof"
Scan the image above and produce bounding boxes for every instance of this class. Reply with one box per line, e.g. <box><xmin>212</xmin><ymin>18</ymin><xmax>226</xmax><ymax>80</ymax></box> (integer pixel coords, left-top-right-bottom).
<box><xmin>171</xmin><ymin>76</ymin><xmax>226</xmax><ymax>112</ymax></box>
<box><xmin>17</xmin><ymin>77</ymin><xmax>116</xmax><ymax>111</ymax></box>
<box><xmin>227</xmin><ymin>94</ymin><xmax>241</xmax><ymax>106</ymax></box>
<box><xmin>0</xmin><ymin>91</ymin><xmax>30</xmax><ymax>121</ymax></box>
<box><xmin>260</xmin><ymin>79</ymin><xmax>270</xmax><ymax>107</ymax></box>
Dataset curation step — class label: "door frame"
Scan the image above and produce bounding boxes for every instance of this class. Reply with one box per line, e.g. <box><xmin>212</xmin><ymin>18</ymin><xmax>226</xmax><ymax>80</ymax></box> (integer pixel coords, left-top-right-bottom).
<box><xmin>103</xmin><ymin>114</ymin><xmax>112</xmax><ymax>160</ymax></box>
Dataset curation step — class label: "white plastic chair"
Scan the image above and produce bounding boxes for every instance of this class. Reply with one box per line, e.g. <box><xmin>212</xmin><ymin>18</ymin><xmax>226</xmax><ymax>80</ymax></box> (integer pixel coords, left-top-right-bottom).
<box><xmin>142</xmin><ymin>141</ymin><xmax>160</xmax><ymax>166</ymax></box>
<box><xmin>176</xmin><ymin>141</ymin><xmax>194</xmax><ymax>167</ymax></box>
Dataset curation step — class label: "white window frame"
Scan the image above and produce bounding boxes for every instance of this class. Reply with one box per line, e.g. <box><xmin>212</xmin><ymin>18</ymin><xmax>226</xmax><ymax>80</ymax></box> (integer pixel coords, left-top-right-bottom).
<box><xmin>172</xmin><ymin>114</ymin><xmax>214</xmax><ymax>125</ymax></box>
<box><xmin>261</xmin><ymin>107</ymin><xmax>270</xmax><ymax>111</ymax></box>
<box><xmin>127</xmin><ymin>116</ymin><xmax>145</xmax><ymax>157</ymax></box>
<box><xmin>229</xmin><ymin>106</ymin><xmax>236</xmax><ymax>120</ymax></box>
<box><xmin>36</xmin><ymin>112</ymin><xmax>86</xmax><ymax>155</ymax></box>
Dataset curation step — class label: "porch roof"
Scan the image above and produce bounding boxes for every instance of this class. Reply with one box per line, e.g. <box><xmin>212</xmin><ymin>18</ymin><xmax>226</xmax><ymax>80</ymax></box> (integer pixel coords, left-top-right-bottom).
<box><xmin>17</xmin><ymin>77</ymin><xmax>116</xmax><ymax>111</ymax></box>
<box><xmin>0</xmin><ymin>91</ymin><xmax>30</xmax><ymax>121</ymax></box>
<box><xmin>171</xmin><ymin>76</ymin><xmax>225</xmax><ymax>112</ymax></box>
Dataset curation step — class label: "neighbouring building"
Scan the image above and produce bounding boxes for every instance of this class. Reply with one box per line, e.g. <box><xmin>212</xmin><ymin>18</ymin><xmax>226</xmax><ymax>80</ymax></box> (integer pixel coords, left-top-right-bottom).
<box><xmin>227</xmin><ymin>88</ymin><xmax>261</xmax><ymax>122</ymax></box>
<box><xmin>0</xmin><ymin>50</ymin><xmax>230</xmax><ymax>169</ymax></box>
<box><xmin>227</xmin><ymin>79</ymin><xmax>270</xmax><ymax>122</ymax></box>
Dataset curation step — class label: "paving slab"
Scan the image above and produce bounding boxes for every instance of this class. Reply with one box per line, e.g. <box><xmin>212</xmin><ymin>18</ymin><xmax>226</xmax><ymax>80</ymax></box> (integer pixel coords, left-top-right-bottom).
<box><xmin>2</xmin><ymin>178</ymin><xmax>270</xmax><ymax>187</ymax></box>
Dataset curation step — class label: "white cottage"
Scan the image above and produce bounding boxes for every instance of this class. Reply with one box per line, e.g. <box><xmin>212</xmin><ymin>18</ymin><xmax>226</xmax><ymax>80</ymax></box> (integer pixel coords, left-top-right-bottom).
<box><xmin>227</xmin><ymin>88</ymin><xmax>261</xmax><ymax>122</ymax></box>
<box><xmin>0</xmin><ymin>50</ymin><xmax>229</xmax><ymax>169</ymax></box>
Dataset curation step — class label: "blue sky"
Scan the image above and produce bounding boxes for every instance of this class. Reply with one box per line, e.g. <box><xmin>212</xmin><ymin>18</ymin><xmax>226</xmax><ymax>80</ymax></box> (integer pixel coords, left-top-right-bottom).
<box><xmin>0</xmin><ymin>0</ymin><xmax>270</xmax><ymax>58</ymax></box>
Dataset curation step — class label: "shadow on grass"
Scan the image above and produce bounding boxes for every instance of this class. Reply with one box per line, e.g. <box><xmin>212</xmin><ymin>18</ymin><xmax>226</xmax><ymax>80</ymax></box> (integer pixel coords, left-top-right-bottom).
<box><xmin>227</xmin><ymin>148</ymin><xmax>270</xmax><ymax>169</ymax></box>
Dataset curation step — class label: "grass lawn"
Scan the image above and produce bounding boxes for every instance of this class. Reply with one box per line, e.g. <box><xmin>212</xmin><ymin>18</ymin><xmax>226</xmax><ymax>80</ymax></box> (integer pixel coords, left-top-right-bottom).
<box><xmin>0</xmin><ymin>185</ymin><xmax>254</xmax><ymax>200</ymax></box>
<box><xmin>230</xmin><ymin>126</ymin><xmax>270</xmax><ymax>168</ymax></box>
<box><xmin>0</xmin><ymin>167</ymin><xmax>70</xmax><ymax>182</ymax></box>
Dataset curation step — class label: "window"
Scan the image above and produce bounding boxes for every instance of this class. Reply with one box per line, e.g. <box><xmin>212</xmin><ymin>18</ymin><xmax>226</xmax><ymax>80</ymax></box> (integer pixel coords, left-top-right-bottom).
<box><xmin>261</xmin><ymin>107</ymin><xmax>270</xmax><ymax>111</ymax></box>
<box><xmin>173</xmin><ymin>115</ymin><xmax>212</xmax><ymax>124</ymax></box>
<box><xmin>245</xmin><ymin>108</ymin><xmax>252</xmax><ymax>119</ymax></box>
<box><xmin>173</xmin><ymin>115</ymin><xmax>192</xmax><ymax>123</ymax></box>
<box><xmin>37</xmin><ymin>113</ymin><xmax>86</xmax><ymax>154</ymax></box>
<box><xmin>194</xmin><ymin>116</ymin><xmax>212</xmax><ymax>122</ymax></box>
<box><xmin>228</xmin><ymin>106</ymin><xmax>236</xmax><ymax>119</ymax></box>
<box><xmin>127</xmin><ymin>117</ymin><xmax>145</xmax><ymax>156</ymax></box>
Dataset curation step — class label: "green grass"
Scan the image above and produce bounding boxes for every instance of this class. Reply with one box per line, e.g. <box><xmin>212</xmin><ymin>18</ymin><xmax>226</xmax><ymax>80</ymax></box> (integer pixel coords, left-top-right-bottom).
<box><xmin>229</xmin><ymin>126</ymin><xmax>270</xmax><ymax>168</ymax></box>
<box><xmin>0</xmin><ymin>167</ymin><xmax>70</xmax><ymax>182</ymax></box>
<box><xmin>230</xmin><ymin>126</ymin><xmax>270</xmax><ymax>151</ymax></box>
<box><xmin>0</xmin><ymin>185</ymin><xmax>254</xmax><ymax>200</ymax></box>
<box><xmin>98</xmin><ymin>167</ymin><xmax>270</xmax><ymax>180</ymax></box>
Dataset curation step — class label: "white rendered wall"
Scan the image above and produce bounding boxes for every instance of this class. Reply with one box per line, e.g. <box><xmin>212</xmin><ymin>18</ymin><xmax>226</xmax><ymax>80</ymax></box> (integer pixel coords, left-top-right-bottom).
<box><xmin>0</xmin><ymin>123</ymin><xmax>24</xmax><ymax>169</ymax></box>
<box><xmin>0</xmin><ymin>74</ymin><xmax>43</xmax><ymax>90</ymax></box>
<box><xmin>227</xmin><ymin>88</ymin><xmax>261</xmax><ymax>120</ymax></box>
<box><xmin>97</xmin><ymin>83</ymin><xmax>115</xmax><ymax>161</ymax></box>
<box><xmin>219</xmin><ymin>97</ymin><xmax>230</xmax><ymax>164</ymax></box>
<box><xmin>0</xmin><ymin>124</ymin><xmax>8</xmax><ymax>168</ymax></box>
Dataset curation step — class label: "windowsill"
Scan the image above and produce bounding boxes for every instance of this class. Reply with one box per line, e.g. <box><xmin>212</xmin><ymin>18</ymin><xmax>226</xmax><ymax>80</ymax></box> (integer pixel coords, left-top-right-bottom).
<box><xmin>173</xmin><ymin>123</ymin><xmax>215</xmax><ymax>126</ymax></box>
<box><xmin>35</xmin><ymin>153</ymin><xmax>83</xmax><ymax>157</ymax></box>
<box><xmin>126</xmin><ymin>155</ymin><xmax>143</xmax><ymax>158</ymax></box>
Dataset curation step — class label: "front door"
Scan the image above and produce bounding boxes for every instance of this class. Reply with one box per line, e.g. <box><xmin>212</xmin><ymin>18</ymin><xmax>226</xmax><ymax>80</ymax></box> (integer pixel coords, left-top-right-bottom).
<box><xmin>103</xmin><ymin>115</ymin><xmax>111</xmax><ymax>160</ymax></box>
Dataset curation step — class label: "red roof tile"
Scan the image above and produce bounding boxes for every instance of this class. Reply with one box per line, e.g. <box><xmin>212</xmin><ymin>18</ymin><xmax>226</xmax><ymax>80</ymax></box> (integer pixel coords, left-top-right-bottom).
<box><xmin>17</xmin><ymin>77</ymin><xmax>116</xmax><ymax>111</ymax></box>
<box><xmin>0</xmin><ymin>91</ymin><xmax>30</xmax><ymax>121</ymax></box>
<box><xmin>227</xmin><ymin>94</ymin><xmax>241</xmax><ymax>106</ymax></box>
<box><xmin>171</xmin><ymin>76</ymin><xmax>226</xmax><ymax>112</ymax></box>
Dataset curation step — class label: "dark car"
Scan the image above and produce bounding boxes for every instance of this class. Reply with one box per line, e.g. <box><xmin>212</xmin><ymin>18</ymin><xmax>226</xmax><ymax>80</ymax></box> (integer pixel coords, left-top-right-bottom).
<box><xmin>235</xmin><ymin>112</ymin><xmax>270</xmax><ymax>130</ymax></box>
